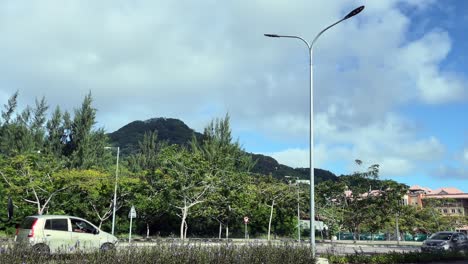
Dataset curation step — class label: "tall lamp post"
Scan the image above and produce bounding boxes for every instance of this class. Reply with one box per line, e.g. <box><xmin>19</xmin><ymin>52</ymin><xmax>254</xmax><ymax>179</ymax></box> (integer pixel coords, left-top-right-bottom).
<box><xmin>265</xmin><ymin>6</ymin><xmax>365</xmax><ymax>255</ymax></box>
<box><xmin>104</xmin><ymin>146</ymin><xmax>120</xmax><ymax>236</ymax></box>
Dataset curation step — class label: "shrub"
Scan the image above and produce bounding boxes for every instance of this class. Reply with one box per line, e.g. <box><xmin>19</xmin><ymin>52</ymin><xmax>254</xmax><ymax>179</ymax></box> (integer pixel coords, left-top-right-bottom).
<box><xmin>0</xmin><ymin>243</ymin><xmax>315</xmax><ymax>264</ymax></box>
<box><xmin>327</xmin><ymin>251</ymin><xmax>468</xmax><ymax>264</ymax></box>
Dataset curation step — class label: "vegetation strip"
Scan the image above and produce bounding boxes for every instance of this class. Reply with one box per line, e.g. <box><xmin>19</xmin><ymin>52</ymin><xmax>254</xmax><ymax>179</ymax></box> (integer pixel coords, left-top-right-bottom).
<box><xmin>327</xmin><ymin>251</ymin><xmax>468</xmax><ymax>264</ymax></box>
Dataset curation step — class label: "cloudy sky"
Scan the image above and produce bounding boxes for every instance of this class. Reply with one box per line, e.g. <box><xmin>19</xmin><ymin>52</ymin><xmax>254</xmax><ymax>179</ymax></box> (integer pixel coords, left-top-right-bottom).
<box><xmin>0</xmin><ymin>0</ymin><xmax>467</xmax><ymax>191</ymax></box>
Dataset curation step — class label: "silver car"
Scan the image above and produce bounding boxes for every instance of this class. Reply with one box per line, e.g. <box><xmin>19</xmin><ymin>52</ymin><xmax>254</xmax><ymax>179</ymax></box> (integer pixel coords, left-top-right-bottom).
<box><xmin>16</xmin><ymin>215</ymin><xmax>118</xmax><ymax>254</ymax></box>
<box><xmin>421</xmin><ymin>231</ymin><xmax>468</xmax><ymax>252</ymax></box>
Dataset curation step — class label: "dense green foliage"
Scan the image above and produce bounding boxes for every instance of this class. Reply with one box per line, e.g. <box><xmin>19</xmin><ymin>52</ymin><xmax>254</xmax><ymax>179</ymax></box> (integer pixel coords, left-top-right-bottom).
<box><xmin>315</xmin><ymin>161</ymin><xmax>468</xmax><ymax>239</ymax></box>
<box><xmin>0</xmin><ymin>92</ymin><xmax>464</xmax><ymax>240</ymax></box>
<box><xmin>0</xmin><ymin>93</ymin><xmax>302</xmax><ymax>238</ymax></box>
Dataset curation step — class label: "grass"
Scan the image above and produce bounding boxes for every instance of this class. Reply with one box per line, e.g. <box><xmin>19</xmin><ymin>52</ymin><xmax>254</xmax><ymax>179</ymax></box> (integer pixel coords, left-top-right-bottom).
<box><xmin>5</xmin><ymin>240</ymin><xmax>468</xmax><ymax>264</ymax></box>
<box><xmin>1</xmin><ymin>242</ymin><xmax>316</xmax><ymax>264</ymax></box>
<box><xmin>326</xmin><ymin>250</ymin><xmax>468</xmax><ymax>264</ymax></box>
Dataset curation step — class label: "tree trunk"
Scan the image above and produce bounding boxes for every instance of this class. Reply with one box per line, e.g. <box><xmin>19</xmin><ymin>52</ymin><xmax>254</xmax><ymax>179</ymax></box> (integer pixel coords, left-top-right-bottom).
<box><xmin>184</xmin><ymin>220</ymin><xmax>188</xmax><ymax>239</ymax></box>
<box><xmin>146</xmin><ymin>222</ymin><xmax>150</xmax><ymax>238</ymax></box>
<box><xmin>225</xmin><ymin>225</ymin><xmax>229</xmax><ymax>239</ymax></box>
<box><xmin>219</xmin><ymin>222</ymin><xmax>222</xmax><ymax>239</ymax></box>
<box><xmin>268</xmin><ymin>200</ymin><xmax>275</xmax><ymax>241</ymax></box>
<box><xmin>180</xmin><ymin>208</ymin><xmax>187</xmax><ymax>239</ymax></box>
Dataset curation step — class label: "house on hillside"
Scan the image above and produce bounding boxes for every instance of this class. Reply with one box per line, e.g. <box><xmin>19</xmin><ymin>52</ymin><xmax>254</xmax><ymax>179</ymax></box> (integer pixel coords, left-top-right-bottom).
<box><xmin>404</xmin><ymin>185</ymin><xmax>468</xmax><ymax>216</ymax></box>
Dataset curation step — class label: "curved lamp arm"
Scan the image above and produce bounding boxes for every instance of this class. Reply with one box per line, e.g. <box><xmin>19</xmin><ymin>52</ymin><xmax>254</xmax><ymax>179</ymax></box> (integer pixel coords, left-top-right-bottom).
<box><xmin>265</xmin><ymin>5</ymin><xmax>365</xmax><ymax>50</ymax></box>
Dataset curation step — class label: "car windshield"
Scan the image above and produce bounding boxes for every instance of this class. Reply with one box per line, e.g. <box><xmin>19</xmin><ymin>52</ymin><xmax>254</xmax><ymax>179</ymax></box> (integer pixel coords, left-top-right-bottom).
<box><xmin>430</xmin><ymin>233</ymin><xmax>452</xmax><ymax>240</ymax></box>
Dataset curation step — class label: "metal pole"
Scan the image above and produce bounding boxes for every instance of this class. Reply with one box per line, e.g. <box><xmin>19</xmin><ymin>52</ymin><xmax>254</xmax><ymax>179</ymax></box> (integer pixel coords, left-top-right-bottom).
<box><xmin>309</xmin><ymin>47</ymin><xmax>315</xmax><ymax>253</ymax></box>
<box><xmin>396</xmin><ymin>214</ymin><xmax>400</xmax><ymax>245</ymax></box>
<box><xmin>245</xmin><ymin>222</ymin><xmax>247</xmax><ymax>239</ymax></box>
<box><xmin>111</xmin><ymin>147</ymin><xmax>120</xmax><ymax>236</ymax></box>
<box><xmin>129</xmin><ymin>214</ymin><xmax>133</xmax><ymax>243</ymax></box>
<box><xmin>297</xmin><ymin>177</ymin><xmax>301</xmax><ymax>242</ymax></box>
<box><xmin>264</xmin><ymin>5</ymin><xmax>365</xmax><ymax>258</ymax></box>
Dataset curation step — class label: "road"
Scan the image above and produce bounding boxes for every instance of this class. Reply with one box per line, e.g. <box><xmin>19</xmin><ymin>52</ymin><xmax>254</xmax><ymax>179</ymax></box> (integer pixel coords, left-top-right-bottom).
<box><xmin>119</xmin><ymin>239</ymin><xmax>422</xmax><ymax>255</ymax></box>
<box><xmin>316</xmin><ymin>242</ymin><xmax>418</xmax><ymax>255</ymax></box>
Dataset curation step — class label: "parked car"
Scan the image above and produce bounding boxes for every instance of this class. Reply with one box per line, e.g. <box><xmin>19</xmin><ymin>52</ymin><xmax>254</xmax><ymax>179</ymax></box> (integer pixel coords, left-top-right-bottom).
<box><xmin>403</xmin><ymin>233</ymin><xmax>413</xmax><ymax>241</ymax></box>
<box><xmin>16</xmin><ymin>215</ymin><xmax>118</xmax><ymax>254</ymax></box>
<box><xmin>358</xmin><ymin>233</ymin><xmax>372</xmax><ymax>240</ymax></box>
<box><xmin>413</xmin><ymin>233</ymin><xmax>429</xmax><ymax>241</ymax></box>
<box><xmin>373</xmin><ymin>233</ymin><xmax>386</xmax><ymax>241</ymax></box>
<box><xmin>421</xmin><ymin>231</ymin><xmax>468</xmax><ymax>252</ymax></box>
<box><xmin>337</xmin><ymin>232</ymin><xmax>354</xmax><ymax>240</ymax></box>
<box><xmin>355</xmin><ymin>233</ymin><xmax>384</xmax><ymax>241</ymax></box>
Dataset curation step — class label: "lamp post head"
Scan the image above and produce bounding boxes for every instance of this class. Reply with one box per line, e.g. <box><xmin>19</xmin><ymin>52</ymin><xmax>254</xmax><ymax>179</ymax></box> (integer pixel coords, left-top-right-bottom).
<box><xmin>264</xmin><ymin>34</ymin><xmax>280</xmax><ymax>38</ymax></box>
<box><xmin>343</xmin><ymin>5</ymin><xmax>365</xmax><ymax>20</ymax></box>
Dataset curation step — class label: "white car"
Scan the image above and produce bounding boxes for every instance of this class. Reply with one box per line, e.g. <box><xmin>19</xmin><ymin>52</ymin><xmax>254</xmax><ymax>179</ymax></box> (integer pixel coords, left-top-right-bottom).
<box><xmin>16</xmin><ymin>215</ymin><xmax>118</xmax><ymax>254</ymax></box>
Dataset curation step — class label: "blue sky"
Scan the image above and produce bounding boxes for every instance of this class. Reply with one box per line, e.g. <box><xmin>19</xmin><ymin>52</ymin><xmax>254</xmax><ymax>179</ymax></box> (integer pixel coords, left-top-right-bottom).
<box><xmin>0</xmin><ymin>0</ymin><xmax>466</xmax><ymax>191</ymax></box>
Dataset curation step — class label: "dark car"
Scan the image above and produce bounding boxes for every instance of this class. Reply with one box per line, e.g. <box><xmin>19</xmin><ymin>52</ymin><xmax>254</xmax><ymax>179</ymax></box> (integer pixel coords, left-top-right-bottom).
<box><xmin>421</xmin><ymin>231</ymin><xmax>468</xmax><ymax>252</ymax></box>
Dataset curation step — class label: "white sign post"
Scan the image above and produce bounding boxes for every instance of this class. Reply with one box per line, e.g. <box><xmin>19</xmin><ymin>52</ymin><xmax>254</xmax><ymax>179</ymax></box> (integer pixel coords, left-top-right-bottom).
<box><xmin>243</xmin><ymin>216</ymin><xmax>249</xmax><ymax>239</ymax></box>
<box><xmin>128</xmin><ymin>206</ymin><xmax>137</xmax><ymax>243</ymax></box>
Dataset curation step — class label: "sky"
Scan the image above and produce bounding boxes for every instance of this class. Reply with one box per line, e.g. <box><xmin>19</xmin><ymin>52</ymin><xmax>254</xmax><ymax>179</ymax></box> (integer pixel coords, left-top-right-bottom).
<box><xmin>0</xmin><ymin>0</ymin><xmax>466</xmax><ymax>191</ymax></box>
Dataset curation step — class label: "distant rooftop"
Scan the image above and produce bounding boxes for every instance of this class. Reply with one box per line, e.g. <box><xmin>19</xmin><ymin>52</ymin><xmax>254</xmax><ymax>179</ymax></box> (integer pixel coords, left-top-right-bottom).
<box><xmin>409</xmin><ymin>185</ymin><xmax>464</xmax><ymax>195</ymax></box>
<box><xmin>431</xmin><ymin>187</ymin><xmax>463</xmax><ymax>195</ymax></box>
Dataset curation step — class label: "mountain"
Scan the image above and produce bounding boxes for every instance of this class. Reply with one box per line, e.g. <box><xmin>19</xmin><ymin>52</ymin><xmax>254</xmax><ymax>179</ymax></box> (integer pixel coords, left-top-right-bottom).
<box><xmin>249</xmin><ymin>153</ymin><xmax>338</xmax><ymax>181</ymax></box>
<box><xmin>107</xmin><ymin>117</ymin><xmax>338</xmax><ymax>183</ymax></box>
<box><xmin>108</xmin><ymin>117</ymin><xmax>203</xmax><ymax>154</ymax></box>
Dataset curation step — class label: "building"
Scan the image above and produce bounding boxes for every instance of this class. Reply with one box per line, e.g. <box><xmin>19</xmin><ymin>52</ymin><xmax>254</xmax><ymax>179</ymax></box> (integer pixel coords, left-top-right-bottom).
<box><xmin>404</xmin><ymin>185</ymin><xmax>468</xmax><ymax>216</ymax></box>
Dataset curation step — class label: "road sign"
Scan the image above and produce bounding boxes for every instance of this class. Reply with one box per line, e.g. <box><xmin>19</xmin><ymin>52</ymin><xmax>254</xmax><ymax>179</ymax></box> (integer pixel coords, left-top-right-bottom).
<box><xmin>243</xmin><ymin>216</ymin><xmax>249</xmax><ymax>224</ymax></box>
<box><xmin>128</xmin><ymin>206</ymin><xmax>137</xmax><ymax>219</ymax></box>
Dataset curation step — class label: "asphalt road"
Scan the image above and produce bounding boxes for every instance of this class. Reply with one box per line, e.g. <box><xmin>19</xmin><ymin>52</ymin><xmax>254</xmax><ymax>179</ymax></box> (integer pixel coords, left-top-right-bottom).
<box><xmin>119</xmin><ymin>239</ymin><xmax>422</xmax><ymax>256</ymax></box>
<box><xmin>316</xmin><ymin>242</ymin><xmax>419</xmax><ymax>255</ymax></box>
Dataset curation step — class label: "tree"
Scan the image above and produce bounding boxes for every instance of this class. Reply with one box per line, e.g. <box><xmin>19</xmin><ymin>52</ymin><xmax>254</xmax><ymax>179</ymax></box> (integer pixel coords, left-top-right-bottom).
<box><xmin>255</xmin><ymin>177</ymin><xmax>292</xmax><ymax>240</ymax></box>
<box><xmin>126</xmin><ymin>130</ymin><xmax>168</xmax><ymax>237</ymax></box>
<box><xmin>30</xmin><ymin>97</ymin><xmax>49</xmax><ymax>151</ymax></box>
<box><xmin>45</xmin><ymin>106</ymin><xmax>64</xmax><ymax>157</ymax></box>
<box><xmin>66</xmin><ymin>92</ymin><xmax>111</xmax><ymax>169</ymax></box>
<box><xmin>315</xmin><ymin>180</ymin><xmax>348</xmax><ymax>237</ymax></box>
<box><xmin>0</xmin><ymin>154</ymin><xmax>68</xmax><ymax>215</ymax></box>
<box><xmin>1</xmin><ymin>91</ymin><xmax>18</xmax><ymax>126</ymax></box>
<box><xmin>158</xmin><ymin>145</ymin><xmax>214</xmax><ymax>239</ymax></box>
<box><xmin>190</xmin><ymin>114</ymin><xmax>254</xmax><ymax>238</ymax></box>
<box><xmin>127</xmin><ymin>131</ymin><xmax>163</xmax><ymax>173</ymax></box>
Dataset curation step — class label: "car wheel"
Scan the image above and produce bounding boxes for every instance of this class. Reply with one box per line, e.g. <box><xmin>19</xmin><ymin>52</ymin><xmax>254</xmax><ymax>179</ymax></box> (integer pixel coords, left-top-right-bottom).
<box><xmin>32</xmin><ymin>244</ymin><xmax>50</xmax><ymax>255</ymax></box>
<box><xmin>100</xmin><ymin>243</ymin><xmax>115</xmax><ymax>252</ymax></box>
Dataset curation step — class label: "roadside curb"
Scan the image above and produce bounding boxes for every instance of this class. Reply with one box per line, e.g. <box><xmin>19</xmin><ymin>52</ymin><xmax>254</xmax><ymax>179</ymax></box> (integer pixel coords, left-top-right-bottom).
<box><xmin>316</xmin><ymin>257</ymin><xmax>329</xmax><ymax>264</ymax></box>
<box><xmin>323</xmin><ymin>243</ymin><xmax>420</xmax><ymax>249</ymax></box>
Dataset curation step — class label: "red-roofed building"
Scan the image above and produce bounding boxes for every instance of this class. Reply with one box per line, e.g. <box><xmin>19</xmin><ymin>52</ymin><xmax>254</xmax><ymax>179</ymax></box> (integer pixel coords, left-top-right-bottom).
<box><xmin>404</xmin><ymin>185</ymin><xmax>468</xmax><ymax>216</ymax></box>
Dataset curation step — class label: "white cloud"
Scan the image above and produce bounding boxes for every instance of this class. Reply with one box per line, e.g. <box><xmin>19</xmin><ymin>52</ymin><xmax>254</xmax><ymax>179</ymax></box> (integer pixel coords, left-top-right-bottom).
<box><xmin>463</xmin><ymin>148</ymin><xmax>468</xmax><ymax>164</ymax></box>
<box><xmin>0</xmin><ymin>0</ymin><xmax>465</xmax><ymax>181</ymax></box>
<box><xmin>268</xmin><ymin>111</ymin><xmax>445</xmax><ymax>177</ymax></box>
<box><xmin>266</xmin><ymin>111</ymin><xmax>446</xmax><ymax>178</ymax></box>
<box><xmin>379</xmin><ymin>158</ymin><xmax>414</xmax><ymax>176</ymax></box>
<box><xmin>397</xmin><ymin>30</ymin><xmax>466</xmax><ymax>103</ymax></box>
<box><xmin>267</xmin><ymin>148</ymin><xmax>309</xmax><ymax>169</ymax></box>
<box><xmin>433</xmin><ymin>165</ymin><xmax>468</xmax><ymax>179</ymax></box>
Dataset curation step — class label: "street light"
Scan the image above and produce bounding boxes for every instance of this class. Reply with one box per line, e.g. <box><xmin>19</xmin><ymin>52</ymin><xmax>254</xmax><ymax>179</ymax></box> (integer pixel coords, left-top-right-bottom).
<box><xmin>285</xmin><ymin>176</ymin><xmax>301</xmax><ymax>242</ymax></box>
<box><xmin>265</xmin><ymin>6</ymin><xmax>365</xmax><ymax>255</ymax></box>
<box><xmin>104</xmin><ymin>146</ymin><xmax>120</xmax><ymax>236</ymax></box>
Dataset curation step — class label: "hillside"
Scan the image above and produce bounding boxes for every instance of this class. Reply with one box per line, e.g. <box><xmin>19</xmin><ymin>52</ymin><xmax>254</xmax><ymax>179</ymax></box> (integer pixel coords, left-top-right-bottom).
<box><xmin>107</xmin><ymin>117</ymin><xmax>338</xmax><ymax>183</ymax></box>
<box><xmin>108</xmin><ymin>118</ymin><xmax>203</xmax><ymax>154</ymax></box>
